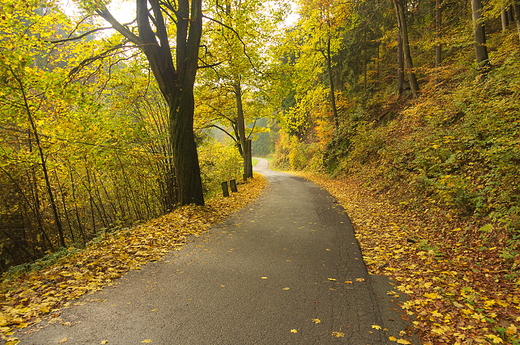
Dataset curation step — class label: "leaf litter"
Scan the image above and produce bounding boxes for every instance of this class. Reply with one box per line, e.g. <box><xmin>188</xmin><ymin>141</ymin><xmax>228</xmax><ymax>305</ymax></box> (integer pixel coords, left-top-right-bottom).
<box><xmin>0</xmin><ymin>174</ymin><xmax>267</xmax><ymax>342</ymax></box>
<box><xmin>294</xmin><ymin>171</ymin><xmax>520</xmax><ymax>345</ymax></box>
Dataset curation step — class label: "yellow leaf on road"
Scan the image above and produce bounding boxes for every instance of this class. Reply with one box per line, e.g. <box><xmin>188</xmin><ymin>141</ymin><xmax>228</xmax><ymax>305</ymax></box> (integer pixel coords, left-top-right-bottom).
<box><xmin>290</xmin><ymin>329</ymin><xmax>298</xmax><ymax>333</ymax></box>
<box><xmin>141</xmin><ymin>340</ymin><xmax>152</xmax><ymax>344</ymax></box>
<box><xmin>311</xmin><ymin>319</ymin><xmax>321</xmax><ymax>324</ymax></box>
<box><xmin>372</xmin><ymin>325</ymin><xmax>382</xmax><ymax>330</ymax></box>
<box><xmin>332</xmin><ymin>331</ymin><xmax>345</xmax><ymax>337</ymax></box>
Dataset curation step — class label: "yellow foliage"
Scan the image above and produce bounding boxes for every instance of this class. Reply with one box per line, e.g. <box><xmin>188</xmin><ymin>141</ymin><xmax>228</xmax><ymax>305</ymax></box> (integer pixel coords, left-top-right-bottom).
<box><xmin>0</xmin><ymin>174</ymin><xmax>267</xmax><ymax>340</ymax></box>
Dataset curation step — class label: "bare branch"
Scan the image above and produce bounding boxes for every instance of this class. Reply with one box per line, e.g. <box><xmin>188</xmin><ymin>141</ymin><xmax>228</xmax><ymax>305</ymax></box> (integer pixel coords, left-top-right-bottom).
<box><xmin>198</xmin><ymin>59</ymin><xmax>223</xmax><ymax>69</ymax></box>
<box><xmin>68</xmin><ymin>43</ymin><xmax>132</xmax><ymax>79</ymax></box>
<box><xmin>96</xmin><ymin>8</ymin><xmax>142</xmax><ymax>45</ymax></box>
<box><xmin>208</xmin><ymin>124</ymin><xmax>238</xmax><ymax>142</ymax></box>
<box><xmin>47</xmin><ymin>26</ymin><xmax>116</xmax><ymax>44</ymax></box>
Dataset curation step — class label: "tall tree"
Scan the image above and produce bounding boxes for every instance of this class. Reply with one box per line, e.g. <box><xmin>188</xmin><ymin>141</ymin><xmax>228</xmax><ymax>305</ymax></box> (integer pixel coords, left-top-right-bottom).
<box><xmin>89</xmin><ymin>0</ymin><xmax>205</xmax><ymax>206</ymax></box>
<box><xmin>393</xmin><ymin>0</ymin><xmax>419</xmax><ymax>97</ymax></box>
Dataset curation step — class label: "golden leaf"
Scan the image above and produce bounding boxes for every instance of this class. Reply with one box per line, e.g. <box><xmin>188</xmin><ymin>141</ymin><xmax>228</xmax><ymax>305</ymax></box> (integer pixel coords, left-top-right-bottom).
<box><xmin>311</xmin><ymin>319</ymin><xmax>321</xmax><ymax>324</ymax></box>
<box><xmin>290</xmin><ymin>329</ymin><xmax>298</xmax><ymax>333</ymax></box>
<box><xmin>332</xmin><ymin>331</ymin><xmax>345</xmax><ymax>337</ymax></box>
<box><xmin>141</xmin><ymin>340</ymin><xmax>152</xmax><ymax>344</ymax></box>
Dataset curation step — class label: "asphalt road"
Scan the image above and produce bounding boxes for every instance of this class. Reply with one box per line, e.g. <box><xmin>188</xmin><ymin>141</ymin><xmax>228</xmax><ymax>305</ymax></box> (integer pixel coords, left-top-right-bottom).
<box><xmin>17</xmin><ymin>158</ymin><xmax>410</xmax><ymax>344</ymax></box>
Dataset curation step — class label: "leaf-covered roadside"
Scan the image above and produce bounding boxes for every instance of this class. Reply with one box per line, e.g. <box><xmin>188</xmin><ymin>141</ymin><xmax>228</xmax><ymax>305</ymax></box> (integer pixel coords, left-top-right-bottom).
<box><xmin>0</xmin><ymin>174</ymin><xmax>267</xmax><ymax>342</ymax></box>
<box><xmin>294</xmin><ymin>172</ymin><xmax>520</xmax><ymax>345</ymax></box>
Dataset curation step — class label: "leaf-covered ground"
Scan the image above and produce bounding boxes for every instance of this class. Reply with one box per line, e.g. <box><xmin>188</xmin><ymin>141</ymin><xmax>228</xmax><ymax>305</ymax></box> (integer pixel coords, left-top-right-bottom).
<box><xmin>293</xmin><ymin>172</ymin><xmax>520</xmax><ymax>345</ymax></box>
<box><xmin>0</xmin><ymin>174</ymin><xmax>267</xmax><ymax>344</ymax></box>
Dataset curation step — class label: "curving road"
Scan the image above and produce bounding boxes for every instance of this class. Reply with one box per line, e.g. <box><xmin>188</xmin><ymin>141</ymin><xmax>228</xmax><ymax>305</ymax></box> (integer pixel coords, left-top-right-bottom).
<box><xmin>17</xmin><ymin>158</ymin><xmax>408</xmax><ymax>344</ymax></box>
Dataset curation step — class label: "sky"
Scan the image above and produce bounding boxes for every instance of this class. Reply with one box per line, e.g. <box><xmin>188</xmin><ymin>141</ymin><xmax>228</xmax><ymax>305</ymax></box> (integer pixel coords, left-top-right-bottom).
<box><xmin>60</xmin><ymin>0</ymin><xmax>297</xmax><ymax>27</ymax></box>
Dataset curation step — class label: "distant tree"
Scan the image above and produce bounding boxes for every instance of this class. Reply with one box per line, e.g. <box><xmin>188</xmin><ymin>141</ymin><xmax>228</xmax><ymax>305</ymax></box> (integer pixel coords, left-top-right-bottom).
<box><xmin>470</xmin><ymin>0</ymin><xmax>490</xmax><ymax>70</ymax></box>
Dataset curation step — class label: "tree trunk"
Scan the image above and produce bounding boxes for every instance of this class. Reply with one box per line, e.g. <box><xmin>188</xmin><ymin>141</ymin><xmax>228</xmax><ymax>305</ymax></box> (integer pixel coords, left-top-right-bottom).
<box><xmin>394</xmin><ymin>0</ymin><xmax>419</xmax><ymax>97</ymax></box>
<box><xmin>97</xmin><ymin>0</ymin><xmax>205</xmax><ymax>206</ymax></box>
<box><xmin>471</xmin><ymin>0</ymin><xmax>490</xmax><ymax>70</ymax></box>
<box><xmin>397</xmin><ymin>32</ymin><xmax>405</xmax><ymax>95</ymax></box>
<box><xmin>324</xmin><ymin>37</ymin><xmax>339</xmax><ymax>130</ymax></box>
<box><xmin>435</xmin><ymin>0</ymin><xmax>442</xmax><ymax>85</ymax></box>
<box><xmin>501</xmin><ymin>8</ymin><xmax>509</xmax><ymax>32</ymax></box>
<box><xmin>513</xmin><ymin>2</ymin><xmax>520</xmax><ymax>41</ymax></box>
<box><xmin>11</xmin><ymin>69</ymin><xmax>66</xmax><ymax>248</ymax></box>
<box><xmin>234</xmin><ymin>82</ymin><xmax>252</xmax><ymax>179</ymax></box>
<box><xmin>170</xmin><ymin>83</ymin><xmax>205</xmax><ymax>205</ymax></box>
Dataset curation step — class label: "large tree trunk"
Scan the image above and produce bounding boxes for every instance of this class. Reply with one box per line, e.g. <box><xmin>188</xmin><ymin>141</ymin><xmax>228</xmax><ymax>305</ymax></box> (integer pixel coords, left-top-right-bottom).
<box><xmin>471</xmin><ymin>0</ymin><xmax>490</xmax><ymax>70</ymax></box>
<box><xmin>170</xmin><ymin>84</ymin><xmax>204</xmax><ymax>205</ymax></box>
<box><xmin>394</xmin><ymin>0</ymin><xmax>419</xmax><ymax>97</ymax></box>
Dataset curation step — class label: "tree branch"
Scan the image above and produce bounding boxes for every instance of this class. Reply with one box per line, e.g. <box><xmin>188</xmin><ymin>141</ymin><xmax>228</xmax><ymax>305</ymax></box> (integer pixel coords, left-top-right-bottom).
<box><xmin>48</xmin><ymin>26</ymin><xmax>114</xmax><ymax>44</ymax></box>
<box><xmin>96</xmin><ymin>8</ymin><xmax>142</xmax><ymax>45</ymax></box>
<box><xmin>208</xmin><ymin>124</ymin><xmax>238</xmax><ymax>142</ymax></box>
<box><xmin>198</xmin><ymin>59</ymin><xmax>223</xmax><ymax>69</ymax></box>
<box><xmin>68</xmin><ymin>43</ymin><xmax>132</xmax><ymax>79</ymax></box>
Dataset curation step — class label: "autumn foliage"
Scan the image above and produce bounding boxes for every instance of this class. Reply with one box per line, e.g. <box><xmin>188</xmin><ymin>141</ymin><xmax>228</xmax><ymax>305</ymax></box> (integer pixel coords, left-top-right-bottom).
<box><xmin>0</xmin><ymin>174</ymin><xmax>267</xmax><ymax>342</ymax></box>
<box><xmin>269</xmin><ymin>0</ymin><xmax>520</xmax><ymax>342</ymax></box>
<box><xmin>295</xmin><ymin>172</ymin><xmax>519</xmax><ymax>344</ymax></box>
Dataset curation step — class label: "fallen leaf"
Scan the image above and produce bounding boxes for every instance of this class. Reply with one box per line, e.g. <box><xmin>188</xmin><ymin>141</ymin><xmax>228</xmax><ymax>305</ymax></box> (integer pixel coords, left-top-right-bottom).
<box><xmin>311</xmin><ymin>318</ymin><xmax>321</xmax><ymax>324</ymax></box>
<box><xmin>59</xmin><ymin>338</ymin><xmax>68</xmax><ymax>343</ymax></box>
<box><xmin>372</xmin><ymin>325</ymin><xmax>382</xmax><ymax>330</ymax></box>
<box><xmin>290</xmin><ymin>329</ymin><xmax>298</xmax><ymax>333</ymax></box>
<box><xmin>141</xmin><ymin>340</ymin><xmax>152</xmax><ymax>344</ymax></box>
<box><xmin>282</xmin><ymin>287</ymin><xmax>290</xmax><ymax>290</ymax></box>
<box><xmin>327</xmin><ymin>278</ymin><xmax>337</xmax><ymax>281</ymax></box>
<box><xmin>356</xmin><ymin>278</ymin><xmax>365</xmax><ymax>282</ymax></box>
<box><xmin>332</xmin><ymin>331</ymin><xmax>345</xmax><ymax>338</ymax></box>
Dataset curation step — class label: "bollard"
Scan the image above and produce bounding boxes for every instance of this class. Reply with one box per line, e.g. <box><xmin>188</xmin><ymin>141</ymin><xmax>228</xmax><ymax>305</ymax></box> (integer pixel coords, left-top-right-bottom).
<box><xmin>221</xmin><ymin>181</ymin><xmax>230</xmax><ymax>197</ymax></box>
<box><xmin>230</xmin><ymin>179</ymin><xmax>238</xmax><ymax>193</ymax></box>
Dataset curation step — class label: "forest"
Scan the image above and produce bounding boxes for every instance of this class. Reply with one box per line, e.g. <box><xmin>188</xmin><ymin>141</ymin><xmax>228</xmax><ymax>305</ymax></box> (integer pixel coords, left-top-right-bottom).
<box><xmin>1</xmin><ymin>0</ymin><xmax>519</xmax><ymax>342</ymax></box>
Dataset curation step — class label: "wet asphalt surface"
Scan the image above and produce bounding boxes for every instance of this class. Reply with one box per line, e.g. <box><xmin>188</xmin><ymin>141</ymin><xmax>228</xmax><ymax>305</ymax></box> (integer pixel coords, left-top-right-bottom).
<box><xmin>16</xmin><ymin>158</ymin><xmax>410</xmax><ymax>344</ymax></box>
